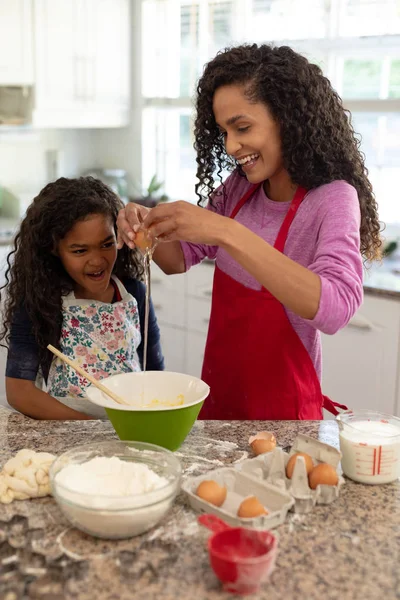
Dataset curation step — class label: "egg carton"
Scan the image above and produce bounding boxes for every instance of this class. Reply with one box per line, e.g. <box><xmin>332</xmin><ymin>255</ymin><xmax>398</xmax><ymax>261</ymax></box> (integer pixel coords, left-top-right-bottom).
<box><xmin>182</xmin><ymin>467</ymin><xmax>295</xmax><ymax>529</ymax></box>
<box><xmin>236</xmin><ymin>434</ymin><xmax>345</xmax><ymax>514</ymax></box>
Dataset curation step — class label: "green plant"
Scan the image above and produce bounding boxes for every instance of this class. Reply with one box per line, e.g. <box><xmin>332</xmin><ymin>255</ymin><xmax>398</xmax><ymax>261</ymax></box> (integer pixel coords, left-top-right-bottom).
<box><xmin>146</xmin><ymin>174</ymin><xmax>162</xmax><ymax>196</ymax></box>
<box><xmin>130</xmin><ymin>175</ymin><xmax>168</xmax><ymax>206</ymax></box>
<box><xmin>146</xmin><ymin>175</ymin><xmax>168</xmax><ymax>201</ymax></box>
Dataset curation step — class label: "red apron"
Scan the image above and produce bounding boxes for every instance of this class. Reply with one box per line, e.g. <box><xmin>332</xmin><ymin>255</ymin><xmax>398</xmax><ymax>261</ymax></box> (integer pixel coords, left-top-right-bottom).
<box><xmin>200</xmin><ymin>184</ymin><xmax>346</xmax><ymax>420</ymax></box>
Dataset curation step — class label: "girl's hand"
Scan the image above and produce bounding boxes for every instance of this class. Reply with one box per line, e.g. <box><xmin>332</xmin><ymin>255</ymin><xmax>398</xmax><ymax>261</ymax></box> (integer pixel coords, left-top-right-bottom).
<box><xmin>142</xmin><ymin>201</ymin><xmax>228</xmax><ymax>246</ymax></box>
<box><xmin>116</xmin><ymin>203</ymin><xmax>150</xmax><ymax>249</ymax></box>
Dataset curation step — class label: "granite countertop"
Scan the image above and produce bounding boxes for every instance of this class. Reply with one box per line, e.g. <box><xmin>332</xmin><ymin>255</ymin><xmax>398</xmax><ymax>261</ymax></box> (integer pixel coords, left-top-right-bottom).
<box><xmin>0</xmin><ymin>408</ymin><xmax>399</xmax><ymax>600</ymax></box>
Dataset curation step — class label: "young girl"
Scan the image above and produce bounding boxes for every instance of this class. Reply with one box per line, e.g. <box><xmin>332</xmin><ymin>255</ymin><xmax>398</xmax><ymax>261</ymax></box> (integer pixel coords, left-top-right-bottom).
<box><xmin>117</xmin><ymin>44</ymin><xmax>381</xmax><ymax>421</ymax></box>
<box><xmin>1</xmin><ymin>177</ymin><xmax>164</xmax><ymax>420</ymax></box>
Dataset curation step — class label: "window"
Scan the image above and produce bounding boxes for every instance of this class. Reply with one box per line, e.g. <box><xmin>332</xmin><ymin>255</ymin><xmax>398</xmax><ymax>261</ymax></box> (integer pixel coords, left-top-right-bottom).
<box><xmin>142</xmin><ymin>0</ymin><xmax>400</xmax><ymax>222</ymax></box>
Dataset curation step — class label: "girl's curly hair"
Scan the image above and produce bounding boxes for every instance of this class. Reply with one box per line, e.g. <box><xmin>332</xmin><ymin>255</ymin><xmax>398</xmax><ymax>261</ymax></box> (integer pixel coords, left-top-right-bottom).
<box><xmin>194</xmin><ymin>43</ymin><xmax>381</xmax><ymax>261</ymax></box>
<box><xmin>0</xmin><ymin>176</ymin><xmax>143</xmax><ymax>374</ymax></box>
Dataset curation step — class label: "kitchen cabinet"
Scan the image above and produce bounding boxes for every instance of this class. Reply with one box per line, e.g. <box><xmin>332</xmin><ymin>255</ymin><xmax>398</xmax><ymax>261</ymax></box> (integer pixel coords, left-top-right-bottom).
<box><xmin>186</xmin><ymin>330</ymin><xmax>207</xmax><ymax>377</ymax></box>
<box><xmin>322</xmin><ymin>294</ymin><xmax>400</xmax><ymax>416</ymax></box>
<box><xmin>150</xmin><ymin>261</ymin><xmax>213</xmax><ymax>378</ymax></box>
<box><xmin>158</xmin><ymin>325</ymin><xmax>186</xmax><ymax>373</ymax></box>
<box><xmin>0</xmin><ymin>0</ymin><xmax>33</xmax><ymax>85</ymax></box>
<box><xmin>33</xmin><ymin>0</ymin><xmax>130</xmax><ymax>128</ymax></box>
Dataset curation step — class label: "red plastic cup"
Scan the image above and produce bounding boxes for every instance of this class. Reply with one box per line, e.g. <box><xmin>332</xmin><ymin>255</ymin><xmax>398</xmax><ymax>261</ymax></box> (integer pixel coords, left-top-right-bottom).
<box><xmin>198</xmin><ymin>514</ymin><xmax>278</xmax><ymax>595</ymax></box>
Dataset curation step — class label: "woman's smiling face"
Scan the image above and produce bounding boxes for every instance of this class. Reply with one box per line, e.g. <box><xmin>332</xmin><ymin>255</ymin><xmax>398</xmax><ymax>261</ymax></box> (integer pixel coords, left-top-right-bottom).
<box><xmin>213</xmin><ymin>84</ymin><xmax>289</xmax><ymax>189</ymax></box>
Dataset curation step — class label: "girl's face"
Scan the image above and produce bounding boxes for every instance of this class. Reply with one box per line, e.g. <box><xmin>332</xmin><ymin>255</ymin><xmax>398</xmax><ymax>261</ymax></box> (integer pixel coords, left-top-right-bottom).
<box><xmin>57</xmin><ymin>213</ymin><xmax>117</xmax><ymax>301</ymax></box>
<box><xmin>213</xmin><ymin>84</ymin><xmax>291</xmax><ymax>196</ymax></box>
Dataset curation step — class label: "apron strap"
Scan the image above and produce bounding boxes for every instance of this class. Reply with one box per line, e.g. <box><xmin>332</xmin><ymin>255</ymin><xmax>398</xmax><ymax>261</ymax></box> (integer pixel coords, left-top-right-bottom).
<box><xmin>273</xmin><ymin>186</ymin><xmax>307</xmax><ymax>252</ymax></box>
<box><xmin>229</xmin><ymin>184</ymin><xmax>261</xmax><ymax>219</ymax></box>
<box><xmin>323</xmin><ymin>395</ymin><xmax>349</xmax><ymax>416</ymax></box>
<box><xmin>228</xmin><ymin>183</ymin><xmax>308</xmax><ymax>254</ymax></box>
<box><xmin>111</xmin><ymin>278</ymin><xmax>122</xmax><ymax>302</ymax></box>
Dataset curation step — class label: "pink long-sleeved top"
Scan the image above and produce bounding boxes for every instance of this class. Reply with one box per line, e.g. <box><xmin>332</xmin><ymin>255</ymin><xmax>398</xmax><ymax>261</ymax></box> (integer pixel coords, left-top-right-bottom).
<box><xmin>181</xmin><ymin>172</ymin><xmax>363</xmax><ymax>381</ymax></box>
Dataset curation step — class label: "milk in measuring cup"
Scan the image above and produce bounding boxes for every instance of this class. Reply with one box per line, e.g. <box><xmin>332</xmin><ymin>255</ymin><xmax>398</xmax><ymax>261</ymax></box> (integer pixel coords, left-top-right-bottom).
<box><xmin>339</xmin><ymin>420</ymin><xmax>400</xmax><ymax>484</ymax></box>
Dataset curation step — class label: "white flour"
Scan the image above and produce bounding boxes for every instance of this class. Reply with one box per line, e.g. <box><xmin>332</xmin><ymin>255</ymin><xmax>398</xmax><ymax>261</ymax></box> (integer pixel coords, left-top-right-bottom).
<box><xmin>53</xmin><ymin>457</ymin><xmax>177</xmax><ymax>539</ymax></box>
<box><xmin>56</xmin><ymin>456</ymin><xmax>167</xmax><ymax>499</ymax></box>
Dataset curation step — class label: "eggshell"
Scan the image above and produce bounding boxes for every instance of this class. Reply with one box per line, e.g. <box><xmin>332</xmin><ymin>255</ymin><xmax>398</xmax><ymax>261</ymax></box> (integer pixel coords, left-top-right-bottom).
<box><xmin>135</xmin><ymin>229</ymin><xmax>153</xmax><ymax>252</ymax></box>
<box><xmin>195</xmin><ymin>480</ymin><xmax>227</xmax><ymax>507</ymax></box>
<box><xmin>286</xmin><ymin>452</ymin><xmax>314</xmax><ymax>479</ymax></box>
<box><xmin>308</xmin><ymin>463</ymin><xmax>339</xmax><ymax>489</ymax></box>
<box><xmin>237</xmin><ymin>496</ymin><xmax>269</xmax><ymax>518</ymax></box>
<box><xmin>251</xmin><ymin>438</ymin><xmax>277</xmax><ymax>456</ymax></box>
<box><xmin>248</xmin><ymin>431</ymin><xmax>276</xmax><ymax>455</ymax></box>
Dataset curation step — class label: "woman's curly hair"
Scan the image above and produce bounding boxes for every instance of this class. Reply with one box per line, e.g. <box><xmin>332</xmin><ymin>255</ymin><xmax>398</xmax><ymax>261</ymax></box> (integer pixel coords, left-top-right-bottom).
<box><xmin>0</xmin><ymin>176</ymin><xmax>143</xmax><ymax>374</ymax></box>
<box><xmin>194</xmin><ymin>43</ymin><xmax>381</xmax><ymax>261</ymax></box>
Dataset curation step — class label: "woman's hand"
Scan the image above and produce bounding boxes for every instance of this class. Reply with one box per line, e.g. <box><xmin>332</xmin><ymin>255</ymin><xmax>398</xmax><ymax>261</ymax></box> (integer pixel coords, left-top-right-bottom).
<box><xmin>142</xmin><ymin>201</ymin><xmax>229</xmax><ymax>246</ymax></box>
<box><xmin>116</xmin><ymin>203</ymin><xmax>150</xmax><ymax>250</ymax></box>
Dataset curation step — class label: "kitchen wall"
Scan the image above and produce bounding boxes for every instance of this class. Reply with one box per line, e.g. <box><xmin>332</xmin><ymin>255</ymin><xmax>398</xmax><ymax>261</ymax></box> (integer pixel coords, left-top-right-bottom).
<box><xmin>0</xmin><ymin>128</ymin><xmax>97</xmax><ymax>213</ymax></box>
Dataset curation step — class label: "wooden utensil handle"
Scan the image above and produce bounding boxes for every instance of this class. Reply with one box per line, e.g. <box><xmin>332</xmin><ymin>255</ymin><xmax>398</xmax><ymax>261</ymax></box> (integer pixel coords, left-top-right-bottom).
<box><xmin>47</xmin><ymin>344</ymin><xmax>128</xmax><ymax>406</ymax></box>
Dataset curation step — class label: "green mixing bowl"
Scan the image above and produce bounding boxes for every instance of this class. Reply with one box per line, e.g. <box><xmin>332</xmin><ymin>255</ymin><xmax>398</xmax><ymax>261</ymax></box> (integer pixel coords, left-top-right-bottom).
<box><xmin>86</xmin><ymin>371</ymin><xmax>210</xmax><ymax>451</ymax></box>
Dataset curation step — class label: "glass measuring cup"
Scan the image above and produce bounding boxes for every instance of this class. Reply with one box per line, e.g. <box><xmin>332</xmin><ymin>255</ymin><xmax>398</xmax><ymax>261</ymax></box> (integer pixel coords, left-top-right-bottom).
<box><xmin>336</xmin><ymin>410</ymin><xmax>400</xmax><ymax>484</ymax></box>
<box><xmin>198</xmin><ymin>514</ymin><xmax>278</xmax><ymax>595</ymax></box>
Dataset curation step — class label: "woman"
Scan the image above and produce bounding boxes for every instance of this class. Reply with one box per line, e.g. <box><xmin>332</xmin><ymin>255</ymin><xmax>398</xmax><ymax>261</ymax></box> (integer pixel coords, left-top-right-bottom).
<box><xmin>117</xmin><ymin>44</ymin><xmax>381</xmax><ymax>420</ymax></box>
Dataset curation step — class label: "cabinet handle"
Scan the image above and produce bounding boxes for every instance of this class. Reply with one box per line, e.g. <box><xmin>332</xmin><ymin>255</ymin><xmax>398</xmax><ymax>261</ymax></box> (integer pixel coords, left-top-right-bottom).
<box><xmin>203</xmin><ymin>289</ymin><xmax>212</xmax><ymax>297</ymax></box>
<box><xmin>347</xmin><ymin>315</ymin><xmax>373</xmax><ymax>331</ymax></box>
<box><xmin>74</xmin><ymin>57</ymin><xmax>85</xmax><ymax>101</ymax></box>
<box><xmin>89</xmin><ymin>57</ymin><xmax>95</xmax><ymax>101</ymax></box>
<box><xmin>151</xmin><ymin>278</ymin><xmax>162</xmax><ymax>285</ymax></box>
<box><xmin>73</xmin><ymin>57</ymin><xmax>79</xmax><ymax>100</ymax></box>
<box><xmin>203</xmin><ymin>318</ymin><xmax>210</xmax><ymax>324</ymax></box>
<box><xmin>153</xmin><ymin>304</ymin><xmax>162</xmax><ymax>310</ymax></box>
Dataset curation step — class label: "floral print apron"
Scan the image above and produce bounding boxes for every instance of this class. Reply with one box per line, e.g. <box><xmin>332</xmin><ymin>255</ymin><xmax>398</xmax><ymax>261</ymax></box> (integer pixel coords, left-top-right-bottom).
<box><xmin>46</xmin><ymin>276</ymin><xmax>141</xmax><ymax>417</ymax></box>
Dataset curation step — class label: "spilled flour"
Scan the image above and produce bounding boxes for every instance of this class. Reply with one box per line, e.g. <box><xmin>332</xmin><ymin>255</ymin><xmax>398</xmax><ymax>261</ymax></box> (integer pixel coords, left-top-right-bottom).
<box><xmin>147</xmin><ymin>510</ymin><xmax>200</xmax><ymax>542</ymax></box>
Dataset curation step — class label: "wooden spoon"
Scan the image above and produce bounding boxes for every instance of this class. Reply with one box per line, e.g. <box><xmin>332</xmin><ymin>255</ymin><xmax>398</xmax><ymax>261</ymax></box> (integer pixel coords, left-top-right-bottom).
<box><xmin>47</xmin><ymin>344</ymin><xmax>130</xmax><ymax>406</ymax></box>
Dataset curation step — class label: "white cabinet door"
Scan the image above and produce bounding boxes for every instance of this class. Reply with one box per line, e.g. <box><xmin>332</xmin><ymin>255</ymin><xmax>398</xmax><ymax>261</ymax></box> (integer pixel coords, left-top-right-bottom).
<box><xmin>187</xmin><ymin>296</ymin><xmax>211</xmax><ymax>335</ymax></box>
<box><xmin>186</xmin><ymin>331</ymin><xmax>207</xmax><ymax>378</ymax></box>
<box><xmin>33</xmin><ymin>0</ymin><xmax>80</xmax><ymax>120</ymax></box>
<box><xmin>33</xmin><ymin>0</ymin><xmax>130</xmax><ymax>128</ymax></box>
<box><xmin>150</xmin><ymin>264</ymin><xmax>186</xmax><ymax>329</ymax></box>
<box><xmin>91</xmin><ymin>0</ymin><xmax>130</xmax><ymax>119</ymax></box>
<box><xmin>186</xmin><ymin>262</ymin><xmax>214</xmax><ymax>299</ymax></box>
<box><xmin>0</xmin><ymin>0</ymin><xmax>33</xmax><ymax>85</ymax></box>
<box><xmin>321</xmin><ymin>295</ymin><xmax>400</xmax><ymax>415</ymax></box>
<box><xmin>158</xmin><ymin>325</ymin><xmax>185</xmax><ymax>373</ymax></box>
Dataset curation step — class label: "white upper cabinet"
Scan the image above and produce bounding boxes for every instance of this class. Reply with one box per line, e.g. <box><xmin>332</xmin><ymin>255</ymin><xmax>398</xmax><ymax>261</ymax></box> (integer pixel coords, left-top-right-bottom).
<box><xmin>92</xmin><ymin>0</ymin><xmax>130</xmax><ymax>115</ymax></box>
<box><xmin>33</xmin><ymin>0</ymin><xmax>130</xmax><ymax>128</ymax></box>
<box><xmin>0</xmin><ymin>0</ymin><xmax>33</xmax><ymax>85</ymax></box>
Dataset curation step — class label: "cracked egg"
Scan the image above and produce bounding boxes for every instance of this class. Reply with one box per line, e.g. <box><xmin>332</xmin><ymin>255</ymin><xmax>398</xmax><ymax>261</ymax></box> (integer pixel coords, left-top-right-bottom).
<box><xmin>248</xmin><ymin>431</ymin><xmax>277</xmax><ymax>456</ymax></box>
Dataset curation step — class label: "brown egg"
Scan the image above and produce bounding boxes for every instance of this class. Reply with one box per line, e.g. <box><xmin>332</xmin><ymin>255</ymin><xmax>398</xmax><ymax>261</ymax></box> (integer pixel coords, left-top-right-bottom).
<box><xmin>196</xmin><ymin>480</ymin><xmax>227</xmax><ymax>507</ymax></box>
<box><xmin>135</xmin><ymin>229</ymin><xmax>153</xmax><ymax>252</ymax></box>
<box><xmin>286</xmin><ymin>452</ymin><xmax>314</xmax><ymax>479</ymax></box>
<box><xmin>237</xmin><ymin>496</ymin><xmax>269</xmax><ymax>519</ymax></box>
<box><xmin>308</xmin><ymin>463</ymin><xmax>339</xmax><ymax>489</ymax></box>
<box><xmin>251</xmin><ymin>438</ymin><xmax>277</xmax><ymax>456</ymax></box>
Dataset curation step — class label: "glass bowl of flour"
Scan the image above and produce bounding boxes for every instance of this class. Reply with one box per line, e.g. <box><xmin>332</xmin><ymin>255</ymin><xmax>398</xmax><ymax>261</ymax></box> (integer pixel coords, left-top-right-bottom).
<box><xmin>50</xmin><ymin>440</ymin><xmax>182</xmax><ymax>539</ymax></box>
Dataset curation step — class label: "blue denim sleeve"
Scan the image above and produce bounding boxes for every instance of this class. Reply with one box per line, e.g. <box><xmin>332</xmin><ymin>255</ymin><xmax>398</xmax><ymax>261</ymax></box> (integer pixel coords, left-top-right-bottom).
<box><xmin>123</xmin><ymin>278</ymin><xmax>165</xmax><ymax>371</ymax></box>
<box><xmin>5</xmin><ymin>305</ymin><xmax>40</xmax><ymax>381</ymax></box>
